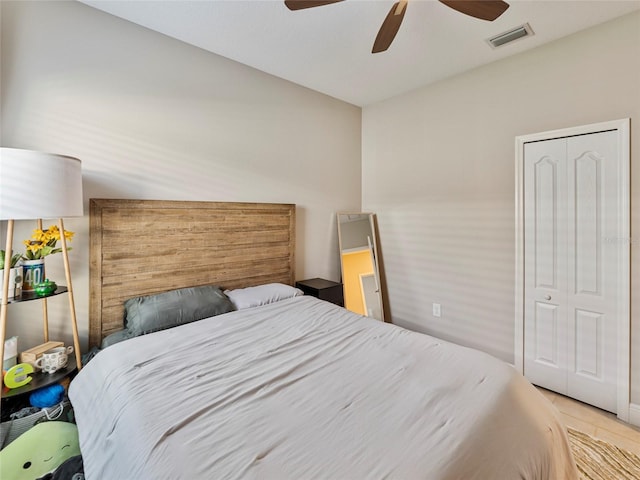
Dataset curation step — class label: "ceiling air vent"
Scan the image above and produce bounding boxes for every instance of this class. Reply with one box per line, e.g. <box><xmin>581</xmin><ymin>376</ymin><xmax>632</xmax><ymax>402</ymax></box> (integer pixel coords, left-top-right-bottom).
<box><xmin>487</xmin><ymin>23</ymin><xmax>534</xmax><ymax>49</ymax></box>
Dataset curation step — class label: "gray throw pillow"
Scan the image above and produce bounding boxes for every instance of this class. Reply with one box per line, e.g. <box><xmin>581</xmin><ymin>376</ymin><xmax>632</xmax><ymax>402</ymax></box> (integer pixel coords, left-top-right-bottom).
<box><xmin>100</xmin><ymin>329</ymin><xmax>136</xmax><ymax>349</ymax></box>
<box><xmin>123</xmin><ymin>285</ymin><xmax>235</xmax><ymax>336</ymax></box>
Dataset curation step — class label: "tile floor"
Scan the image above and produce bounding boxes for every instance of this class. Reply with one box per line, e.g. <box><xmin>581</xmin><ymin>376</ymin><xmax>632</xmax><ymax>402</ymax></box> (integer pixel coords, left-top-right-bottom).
<box><xmin>536</xmin><ymin>387</ymin><xmax>640</xmax><ymax>457</ymax></box>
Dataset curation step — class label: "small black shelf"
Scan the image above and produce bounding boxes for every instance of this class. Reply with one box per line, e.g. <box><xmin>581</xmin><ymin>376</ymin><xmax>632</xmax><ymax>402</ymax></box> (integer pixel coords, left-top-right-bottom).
<box><xmin>1</xmin><ymin>356</ymin><xmax>77</xmax><ymax>399</ymax></box>
<box><xmin>5</xmin><ymin>286</ymin><xmax>68</xmax><ymax>304</ymax></box>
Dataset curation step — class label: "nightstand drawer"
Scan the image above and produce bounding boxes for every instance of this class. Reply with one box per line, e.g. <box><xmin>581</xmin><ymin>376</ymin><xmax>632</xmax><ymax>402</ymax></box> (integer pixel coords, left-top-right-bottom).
<box><xmin>296</xmin><ymin>278</ymin><xmax>344</xmax><ymax>307</ymax></box>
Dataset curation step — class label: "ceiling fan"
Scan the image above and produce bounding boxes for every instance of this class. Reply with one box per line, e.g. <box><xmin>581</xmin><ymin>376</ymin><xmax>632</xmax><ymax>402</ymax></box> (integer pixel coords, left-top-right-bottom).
<box><xmin>284</xmin><ymin>0</ymin><xmax>510</xmax><ymax>53</ymax></box>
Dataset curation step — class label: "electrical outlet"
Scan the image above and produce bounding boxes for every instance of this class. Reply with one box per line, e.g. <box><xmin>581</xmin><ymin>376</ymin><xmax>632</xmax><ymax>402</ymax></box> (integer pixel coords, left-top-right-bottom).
<box><xmin>432</xmin><ymin>303</ymin><xmax>441</xmax><ymax>318</ymax></box>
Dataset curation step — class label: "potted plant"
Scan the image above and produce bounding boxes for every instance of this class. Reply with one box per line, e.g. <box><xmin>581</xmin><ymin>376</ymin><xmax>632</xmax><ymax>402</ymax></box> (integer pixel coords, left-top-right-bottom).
<box><xmin>22</xmin><ymin>225</ymin><xmax>74</xmax><ymax>292</ymax></box>
<box><xmin>0</xmin><ymin>250</ymin><xmax>23</xmax><ymax>300</ymax></box>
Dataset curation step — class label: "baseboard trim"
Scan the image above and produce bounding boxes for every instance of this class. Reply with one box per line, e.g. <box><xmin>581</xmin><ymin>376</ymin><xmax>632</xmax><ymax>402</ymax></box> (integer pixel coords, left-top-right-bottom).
<box><xmin>629</xmin><ymin>403</ymin><xmax>640</xmax><ymax>427</ymax></box>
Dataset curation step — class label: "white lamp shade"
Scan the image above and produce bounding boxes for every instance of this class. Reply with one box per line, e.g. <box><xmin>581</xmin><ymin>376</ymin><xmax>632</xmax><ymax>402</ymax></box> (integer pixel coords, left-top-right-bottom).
<box><xmin>0</xmin><ymin>148</ymin><xmax>83</xmax><ymax>220</ymax></box>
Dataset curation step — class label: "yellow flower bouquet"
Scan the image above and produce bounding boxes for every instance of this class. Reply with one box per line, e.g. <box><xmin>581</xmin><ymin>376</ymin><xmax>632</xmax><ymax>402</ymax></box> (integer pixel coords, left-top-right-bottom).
<box><xmin>23</xmin><ymin>225</ymin><xmax>74</xmax><ymax>260</ymax></box>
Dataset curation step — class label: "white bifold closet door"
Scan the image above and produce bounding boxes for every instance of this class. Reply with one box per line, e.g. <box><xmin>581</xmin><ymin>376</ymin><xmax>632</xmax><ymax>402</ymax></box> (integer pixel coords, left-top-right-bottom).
<box><xmin>523</xmin><ymin>130</ymin><xmax>619</xmax><ymax>413</ymax></box>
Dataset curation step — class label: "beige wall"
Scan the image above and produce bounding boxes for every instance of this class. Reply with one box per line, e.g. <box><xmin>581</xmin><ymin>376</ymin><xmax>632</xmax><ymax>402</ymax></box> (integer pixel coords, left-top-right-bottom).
<box><xmin>0</xmin><ymin>1</ymin><xmax>361</xmax><ymax>351</ymax></box>
<box><xmin>362</xmin><ymin>11</ymin><xmax>640</xmax><ymax>402</ymax></box>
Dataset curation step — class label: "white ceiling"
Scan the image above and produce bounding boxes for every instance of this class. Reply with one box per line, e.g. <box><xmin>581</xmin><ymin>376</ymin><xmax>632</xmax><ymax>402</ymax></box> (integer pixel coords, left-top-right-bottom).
<box><xmin>80</xmin><ymin>0</ymin><xmax>640</xmax><ymax>106</ymax></box>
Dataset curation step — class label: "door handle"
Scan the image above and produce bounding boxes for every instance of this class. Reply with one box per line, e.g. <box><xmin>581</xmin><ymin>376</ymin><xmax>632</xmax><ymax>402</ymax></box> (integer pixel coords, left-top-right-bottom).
<box><xmin>544</xmin><ymin>295</ymin><xmax>552</xmax><ymax>301</ymax></box>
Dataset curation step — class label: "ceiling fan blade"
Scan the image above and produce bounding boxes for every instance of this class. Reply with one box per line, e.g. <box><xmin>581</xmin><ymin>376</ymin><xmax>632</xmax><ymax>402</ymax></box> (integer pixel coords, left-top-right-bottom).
<box><xmin>285</xmin><ymin>0</ymin><xmax>344</xmax><ymax>11</ymax></box>
<box><xmin>439</xmin><ymin>0</ymin><xmax>509</xmax><ymax>21</ymax></box>
<box><xmin>372</xmin><ymin>1</ymin><xmax>408</xmax><ymax>54</ymax></box>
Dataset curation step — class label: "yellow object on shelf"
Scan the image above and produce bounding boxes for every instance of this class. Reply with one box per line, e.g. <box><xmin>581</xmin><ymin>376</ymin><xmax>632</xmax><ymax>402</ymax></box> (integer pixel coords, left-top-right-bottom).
<box><xmin>3</xmin><ymin>362</ymin><xmax>34</xmax><ymax>389</ymax></box>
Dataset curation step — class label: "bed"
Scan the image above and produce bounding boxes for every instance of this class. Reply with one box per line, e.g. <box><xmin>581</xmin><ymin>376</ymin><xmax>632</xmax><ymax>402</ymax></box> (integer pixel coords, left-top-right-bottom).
<box><xmin>69</xmin><ymin>199</ymin><xmax>577</xmax><ymax>479</ymax></box>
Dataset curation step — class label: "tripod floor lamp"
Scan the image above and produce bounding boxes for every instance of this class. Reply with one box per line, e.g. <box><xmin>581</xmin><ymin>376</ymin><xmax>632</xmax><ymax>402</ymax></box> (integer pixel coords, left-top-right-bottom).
<box><xmin>0</xmin><ymin>148</ymin><xmax>83</xmax><ymax>370</ymax></box>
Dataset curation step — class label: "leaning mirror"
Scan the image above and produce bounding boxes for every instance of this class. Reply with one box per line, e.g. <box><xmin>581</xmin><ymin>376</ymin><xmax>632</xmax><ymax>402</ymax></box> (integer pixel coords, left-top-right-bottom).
<box><xmin>337</xmin><ymin>213</ymin><xmax>384</xmax><ymax>322</ymax></box>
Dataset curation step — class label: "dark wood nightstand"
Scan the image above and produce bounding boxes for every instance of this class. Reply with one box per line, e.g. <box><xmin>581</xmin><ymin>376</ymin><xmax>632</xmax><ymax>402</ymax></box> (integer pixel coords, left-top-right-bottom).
<box><xmin>296</xmin><ymin>278</ymin><xmax>344</xmax><ymax>307</ymax></box>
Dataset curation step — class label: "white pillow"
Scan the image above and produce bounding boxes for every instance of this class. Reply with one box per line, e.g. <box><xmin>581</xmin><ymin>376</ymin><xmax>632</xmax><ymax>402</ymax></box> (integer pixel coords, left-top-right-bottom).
<box><xmin>224</xmin><ymin>283</ymin><xmax>303</xmax><ymax>310</ymax></box>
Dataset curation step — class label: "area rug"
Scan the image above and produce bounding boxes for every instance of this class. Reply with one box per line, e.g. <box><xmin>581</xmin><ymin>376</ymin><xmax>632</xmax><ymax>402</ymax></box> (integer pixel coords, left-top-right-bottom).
<box><xmin>568</xmin><ymin>427</ymin><xmax>640</xmax><ymax>480</ymax></box>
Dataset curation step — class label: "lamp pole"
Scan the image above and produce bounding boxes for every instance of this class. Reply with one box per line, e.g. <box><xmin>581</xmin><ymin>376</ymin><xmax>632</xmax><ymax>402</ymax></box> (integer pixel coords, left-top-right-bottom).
<box><xmin>58</xmin><ymin>217</ymin><xmax>82</xmax><ymax>368</ymax></box>
<box><xmin>0</xmin><ymin>219</ymin><xmax>15</xmax><ymax>366</ymax></box>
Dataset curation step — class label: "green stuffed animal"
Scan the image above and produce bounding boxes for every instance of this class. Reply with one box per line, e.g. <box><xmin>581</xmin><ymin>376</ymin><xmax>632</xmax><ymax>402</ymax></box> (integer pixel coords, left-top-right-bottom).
<box><xmin>0</xmin><ymin>422</ymin><xmax>80</xmax><ymax>480</ymax></box>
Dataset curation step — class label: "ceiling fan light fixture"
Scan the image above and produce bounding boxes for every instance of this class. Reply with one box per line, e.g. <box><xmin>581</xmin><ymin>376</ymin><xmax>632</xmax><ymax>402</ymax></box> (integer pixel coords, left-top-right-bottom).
<box><xmin>284</xmin><ymin>0</ymin><xmax>513</xmax><ymax>53</ymax></box>
<box><xmin>487</xmin><ymin>23</ymin><xmax>534</xmax><ymax>49</ymax></box>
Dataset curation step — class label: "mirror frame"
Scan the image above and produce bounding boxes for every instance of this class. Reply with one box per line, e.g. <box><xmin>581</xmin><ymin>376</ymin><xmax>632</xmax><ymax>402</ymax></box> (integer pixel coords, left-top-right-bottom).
<box><xmin>337</xmin><ymin>212</ymin><xmax>385</xmax><ymax>322</ymax></box>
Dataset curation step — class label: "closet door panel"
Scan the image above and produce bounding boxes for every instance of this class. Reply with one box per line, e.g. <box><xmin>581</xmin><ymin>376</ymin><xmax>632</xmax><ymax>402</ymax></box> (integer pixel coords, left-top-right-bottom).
<box><xmin>566</xmin><ymin>131</ymin><xmax>618</xmax><ymax>413</ymax></box>
<box><xmin>574</xmin><ymin>153</ymin><xmax>600</xmax><ymax>295</ymax></box>
<box><xmin>574</xmin><ymin>308</ymin><xmax>603</xmax><ymax>379</ymax></box>
<box><xmin>523</xmin><ymin>138</ymin><xmax>568</xmax><ymax>393</ymax></box>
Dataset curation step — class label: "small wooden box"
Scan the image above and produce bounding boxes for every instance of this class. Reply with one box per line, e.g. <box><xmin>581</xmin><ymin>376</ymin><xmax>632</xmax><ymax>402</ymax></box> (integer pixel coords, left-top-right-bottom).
<box><xmin>19</xmin><ymin>341</ymin><xmax>64</xmax><ymax>363</ymax></box>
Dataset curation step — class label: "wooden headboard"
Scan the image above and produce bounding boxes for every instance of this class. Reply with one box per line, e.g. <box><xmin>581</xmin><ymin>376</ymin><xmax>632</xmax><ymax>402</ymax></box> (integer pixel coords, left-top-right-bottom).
<box><xmin>89</xmin><ymin>199</ymin><xmax>295</xmax><ymax>347</ymax></box>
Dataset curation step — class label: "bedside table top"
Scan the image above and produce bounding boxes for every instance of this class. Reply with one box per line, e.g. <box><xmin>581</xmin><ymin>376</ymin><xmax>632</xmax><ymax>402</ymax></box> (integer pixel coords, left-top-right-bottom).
<box><xmin>296</xmin><ymin>278</ymin><xmax>341</xmax><ymax>289</ymax></box>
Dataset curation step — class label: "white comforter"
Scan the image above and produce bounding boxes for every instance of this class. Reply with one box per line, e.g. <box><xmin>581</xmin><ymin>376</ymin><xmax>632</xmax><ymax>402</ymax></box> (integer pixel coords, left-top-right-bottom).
<box><xmin>69</xmin><ymin>296</ymin><xmax>577</xmax><ymax>479</ymax></box>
